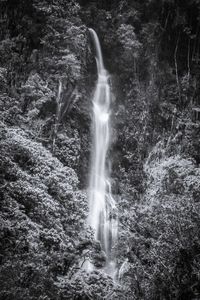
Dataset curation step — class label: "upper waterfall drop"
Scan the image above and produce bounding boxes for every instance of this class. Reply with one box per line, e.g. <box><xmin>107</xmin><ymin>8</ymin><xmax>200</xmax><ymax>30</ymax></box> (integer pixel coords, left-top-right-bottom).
<box><xmin>88</xmin><ymin>28</ymin><xmax>104</xmax><ymax>73</ymax></box>
<box><xmin>88</xmin><ymin>28</ymin><xmax>118</xmax><ymax>277</ymax></box>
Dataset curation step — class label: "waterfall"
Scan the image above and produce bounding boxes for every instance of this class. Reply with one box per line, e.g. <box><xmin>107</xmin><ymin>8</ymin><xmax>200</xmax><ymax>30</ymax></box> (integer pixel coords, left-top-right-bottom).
<box><xmin>88</xmin><ymin>28</ymin><xmax>118</xmax><ymax>276</ymax></box>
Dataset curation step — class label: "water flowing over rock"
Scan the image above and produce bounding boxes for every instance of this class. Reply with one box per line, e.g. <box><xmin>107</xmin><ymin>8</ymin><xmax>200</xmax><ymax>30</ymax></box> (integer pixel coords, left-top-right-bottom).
<box><xmin>88</xmin><ymin>28</ymin><xmax>118</xmax><ymax>277</ymax></box>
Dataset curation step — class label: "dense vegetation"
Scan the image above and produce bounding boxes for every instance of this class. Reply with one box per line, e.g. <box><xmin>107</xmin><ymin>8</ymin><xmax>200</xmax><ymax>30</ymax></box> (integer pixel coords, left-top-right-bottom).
<box><xmin>0</xmin><ymin>0</ymin><xmax>200</xmax><ymax>299</ymax></box>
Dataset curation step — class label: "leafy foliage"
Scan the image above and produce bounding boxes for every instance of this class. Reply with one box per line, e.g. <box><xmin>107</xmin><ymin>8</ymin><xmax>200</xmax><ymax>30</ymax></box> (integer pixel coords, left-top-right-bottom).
<box><xmin>118</xmin><ymin>150</ymin><xmax>200</xmax><ymax>299</ymax></box>
<box><xmin>0</xmin><ymin>125</ymin><xmax>95</xmax><ymax>299</ymax></box>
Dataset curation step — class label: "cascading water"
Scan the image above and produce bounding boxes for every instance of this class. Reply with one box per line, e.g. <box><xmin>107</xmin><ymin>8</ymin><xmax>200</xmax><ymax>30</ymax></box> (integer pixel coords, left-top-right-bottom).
<box><xmin>88</xmin><ymin>28</ymin><xmax>118</xmax><ymax>276</ymax></box>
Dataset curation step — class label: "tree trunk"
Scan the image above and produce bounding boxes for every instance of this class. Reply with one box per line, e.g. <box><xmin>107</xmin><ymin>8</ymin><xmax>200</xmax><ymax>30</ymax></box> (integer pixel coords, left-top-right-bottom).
<box><xmin>187</xmin><ymin>37</ymin><xmax>191</xmax><ymax>82</ymax></box>
<box><xmin>52</xmin><ymin>80</ymin><xmax>62</xmax><ymax>152</ymax></box>
<box><xmin>174</xmin><ymin>32</ymin><xmax>181</xmax><ymax>102</ymax></box>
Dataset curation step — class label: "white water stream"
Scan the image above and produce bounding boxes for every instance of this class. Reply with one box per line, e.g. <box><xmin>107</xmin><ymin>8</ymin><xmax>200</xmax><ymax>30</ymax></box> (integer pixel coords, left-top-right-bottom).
<box><xmin>88</xmin><ymin>28</ymin><xmax>118</xmax><ymax>276</ymax></box>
